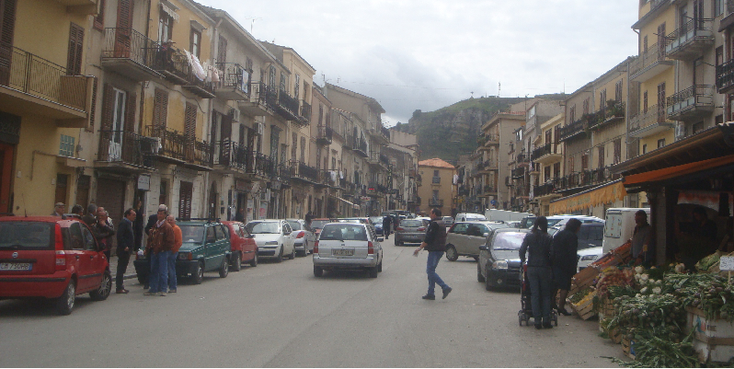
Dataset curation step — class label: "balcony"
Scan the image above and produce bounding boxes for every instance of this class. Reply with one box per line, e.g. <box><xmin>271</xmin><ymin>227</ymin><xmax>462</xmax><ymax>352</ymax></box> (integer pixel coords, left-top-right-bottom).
<box><xmin>96</xmin><ymin>130</ymin><xmax>156</xmax><ymax>172</ymax></box>
<box><xmin>58</xmin><ymin>0</ymin><xmax>98</xmax><ymax>14</ymax></box>
<box><xmin>0</xmin><ymin>45</ymin><xmax>94</xmax><ymax>128</ymax></box>
<box><xmin>482</xmin><ymin>186</ymin><xmax>497</xmax><ymax>196</ymax></box>
<box><xmin>533</xmin><ymin>182</ymin><xmax>558</xmax><ymax>199</ymax></box>
<box><xmin>299</xmin><ymin>101</ymin><xmax>312</xmax><ymax>125</ymax></box>
<box><xmin>214</xmin><ymin>63</ymin><xmax>250</xmax><ymax>101</ymax></box>
<box><xmin>353</xmin><ymin>136</ymin><xmax>368</xmax><ymax>157</ymax></box>
<box><xmin>212</xmin><ymin>140</ymin><xmax>251</xmax><ymax>173</ymax></box>
<box><xmin>368</xmin><ymin>151</ymin><xmax>381</xmax><ymax>166</ymax></box>
<box><xmin>532</xmin><ymin>143</ymin><xmax>562</xmax><ymax>165</ymax></box>
<box><xmin>511</xmin><ymin>167</ymin><xmax>525</xmax><ymax>179</ymax></box>
<box><xmin>629</xmin><ymin>42</ymin><xmax>674</xmax><ymax>82</ymax></box>
<box><xmin>477</xmin><ymin>160</ymin><xmax>498</xmax><ymax>172</ymax></box>
<box><xmin>666</xmin><ymin>84</ymin><xmax>714</xmax><ymax>122</ymax></box>
<box><xmin>428</xmin><ymin>198</ymin><xmax>444</xmax><ymax>207</ymax></box>
<box><xmin>316</xmin><ymin>125</ymin><xmax>332</xmax><ymax>145</ymax></box>
<box><xmin>553</xmin><ymin>167</ymin><xmax>621</xmax><ymax>192</ymax></box>
<box><xmin>101</xmin><ymin>28</ymin><xmax>162</xmax><ymax>82</ymax></box>
<box><xmin>588</xmin><ymin>102</ymin><xmax>625</xmax><ymax>131</ymax></box>
<box><xmin>629</xmin><ymin>105</ymin><xmax>674</xmax><ymax>138</ymax></box>
<box><xmin>285</xmin><ymin>160</ymin><xmax>320</xmax><ymax>184</ymax></box>
<box><xmin>407</xmin><ymin>194</ymin><xmax>420</xmax><ymax>205</ymax></box>
<box><xmin>276</xmin><ymin>89</ymin><xmax>300</xmax><ymax>122</ymax></box>
<box><xmin>477</xmin><ymin>134</ymin><xmax>499</xmax><ymax>150</ymax></box>
<box><xmin>558</xmin><ymin>119</ymin><xmax>586</xmax><ymax>142</ymax></box>
<box><xmin>431</xmin><ymin>176</ymin><xmax>441</xmax><ymax>184</ymax></box>
<box><xmin>516</xmin><ymin>153</ymin><xmax>530</xmax><ymax>167</ymax></box>
<box><xmin>238</xmin><ymin>82</ymin><xmax>270</xmax><ymax>117</ymax></box>
<box><xmin>143</xmin><ymin>126</ymin><xmax>212</xmax><ymax>171</ymax></box>
<box><xmin>152</xmin><ymin>45</ymin><xmax>215</xmax><ymax>98</ymax></box>
<box><xmin>664</xmin><ymin>19</ymin><xmax>714</xmax><ymax>61</ymax></box>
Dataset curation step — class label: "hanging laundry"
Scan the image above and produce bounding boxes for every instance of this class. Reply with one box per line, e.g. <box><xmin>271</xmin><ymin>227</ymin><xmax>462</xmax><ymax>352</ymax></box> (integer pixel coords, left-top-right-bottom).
<box><xmin>184</xmin><ymin>49</ymin><xmax>207</xmax><ymax>81</ymax></box>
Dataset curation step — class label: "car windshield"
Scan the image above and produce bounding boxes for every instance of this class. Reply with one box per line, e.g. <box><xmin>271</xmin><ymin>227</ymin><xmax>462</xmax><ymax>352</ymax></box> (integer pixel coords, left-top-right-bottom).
<box><xmin>0</xmin><ymin>222</ymin><xmax>53</xmax><ymax>249</ymax></box>
<box><xmin>319</xmin><ymin>224</ymin><xmax>368</xmax><ymax>241</ymax></box>
<box><xmin>369</xmin><ymin>216</ymin><xmax>383</xmax><ymax>224</ymax></box>
<box><xmin>400</xmin><ymin>220</ymin><xmax>422</xmax><ymax>227</ymax></box>
<box><xmin>467</xmin><ymin>215</ymin><xmax>487</xmax><ymax>221</ymax></box>
<box><xmin>246</xmin><ymin>222</ymin><xmax>280</xmax><ymax>234</ymax></box>
<box><xmin>286</xmin><ymin>221</ymin><xmax>301</xmax><ymax>231</ymax></box>
<box><xmin>311</xmin><ymin>220</ymin><xmax>329</xmax><ymax>229</ymax></box>
<box><xmin>491</xmin><ymin>232</ymin><xmax>527</xmax><ymax>250</ymax></box>
<box><xmin>179</xmin><ymin>225</ymin><xmax>204</xmax><ymax>243</ymax></box>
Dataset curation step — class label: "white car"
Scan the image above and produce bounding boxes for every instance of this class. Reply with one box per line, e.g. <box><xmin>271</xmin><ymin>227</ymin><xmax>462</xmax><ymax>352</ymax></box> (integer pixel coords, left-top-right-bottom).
<box><xmin>286</xmin><ymin>219</ymin><xmax>316</xmax><ymax>256</ymax></box>
<box><xmin>245</xmin><ymin>219</ymin><xmax>296</xmax><ymax>262</ymax></box>
<box><xmin>445</xmin><ymin>221</ymin><xmax>509</xmax><ymax>261</ymax></box>
<box><xmin>313</xmin><ymin>223</ymin><xmax>383</xmax><ymax>278</ymax></box>
<box><xmin>577</xmin><ymin>246</ymin><xmax>602</xmax><ymax>271</ymax></box>
<box><xmin>455</xmin><ymin>212</ymin><xmax>488</xmax><ymax>222</ymax></box>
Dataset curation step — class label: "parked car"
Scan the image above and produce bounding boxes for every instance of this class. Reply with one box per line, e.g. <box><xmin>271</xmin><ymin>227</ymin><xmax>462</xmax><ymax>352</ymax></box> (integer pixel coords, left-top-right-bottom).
<box><xmin>445</xmin><ymin>221</ymin><xmax>509</xmax><ymax>261</ymax></box>
<box><xmin>313</xmin><ymin>222</ymin><xmax>383</xmax><ymax>278</ymax></box>
<box><xmin>442</xmin><ymin>216</ymin><xmax>454</xmax><ymax>227</ymax></box>
<box><xmin>415</xmin><ymin>217</ymin><xmax>431</xmax><ymax>227</ymax></box>
<box><xmin>310</xmin><ymin>218</ymin><xmax>332</xmax><ymax>238</ymax></box>
<box><xmin>478</xmin><ymin>228</ymin><xmax>529</xmax><ymax>291</ymax></box>
<box><xmin>337</xmin><ymin>217</ymin><xmax>369</xmax><ymax>224</ymax></box>
<box><xmin>369</xmin><ymin>216</ymin><xmax>384</xmax><ymax>235</ymax></box>
<box><xmin>572</xmin><ymin>222</ymin><xmax>605</xmax><ymax>271</ymax></box>
<box><xmin>135</xmin><ymin>220</ymin><xmax>232</xmax><ymax>285</ymax></box>
<box><xmin>454</xmin><ymin>212</ymin><xmax>488</xmax><ymax>222</ymax></box>
<box><xmin>222</xmin><ymin>221</ymin><xmax>258</xmax><ymax>270</ymax></box>
<box><xmin>394</xmin><ymin>219</ymin><xmax>427</xmax><ymax>246</ymax></box>
<box><xmin>520</xmin><ymin>214</ymin><xmax>603</xmax><ymax>229</ymax></box>
<box><xmin>0</xmin><ymin>216</ymin><xmax>112</xmax><ymax>315</ymax></box>
<box><xmin>286</xmin><ymin>219</ymin><xmax>316</xmax><ymax>256</ymax></box>
<box><xmin>245</xmin><ymin>219</ymin><xmax>295</xmax><ymax>262</ymax></box>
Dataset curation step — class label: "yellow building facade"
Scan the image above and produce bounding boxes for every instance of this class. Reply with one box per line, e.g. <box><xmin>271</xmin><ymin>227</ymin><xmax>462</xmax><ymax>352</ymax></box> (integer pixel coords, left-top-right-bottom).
<box><xmin>417</xmin><ymin>158</ymin><xmax>456</xmax><ymax>216</ymax></box>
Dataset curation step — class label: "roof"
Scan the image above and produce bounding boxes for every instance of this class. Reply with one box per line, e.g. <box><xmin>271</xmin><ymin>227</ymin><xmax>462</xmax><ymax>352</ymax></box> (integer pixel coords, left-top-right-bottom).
<box><xmin>418</xmin><ymin>158</ymin><xmax>456</xmax><ymax>169</ymax></box>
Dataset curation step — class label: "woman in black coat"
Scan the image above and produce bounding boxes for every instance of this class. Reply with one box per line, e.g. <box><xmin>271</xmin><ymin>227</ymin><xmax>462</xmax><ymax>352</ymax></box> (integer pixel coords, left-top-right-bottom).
<box><xmin>551</xmin><ymin>218</ymin><xmax>581</xmax><ymax>316</ymax></box>
<box><xmin>519</xmin><ymin>216</ymin><xmax>554</xmax><ymax>329</ymax></box>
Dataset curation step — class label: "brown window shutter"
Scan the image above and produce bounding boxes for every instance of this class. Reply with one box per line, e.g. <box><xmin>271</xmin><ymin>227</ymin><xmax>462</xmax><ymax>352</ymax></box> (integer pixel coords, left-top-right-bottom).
<box><xmin>101</xmin><ymin>83</ymin><xmax>115</xmax><ymax>131</ymax></box>
<box><xmin>67</xmin><ymin>23</ymin><xmax>84</xmax><ymax>74</ymax></box>
<box><xmin>217</xmin><ymin>36</ymin><xmax>227</xmax><ymax>64</ymax></box>
<box><xmin>93</xmin><ymin>0</ymin><xmax>106</xmax><ymax>31</ymax></box>
<box><xmin>0</xmin><ymin>0</ymin><xmax>16</xmax><ymax>85</ymax></box>
<box><xmin>116</xmin><ymin>0</ymin><xmax>133</xmax><ymax>29</ymax></box>
<box><xmin>152</xmin><ymin>88</ymin><xmax>168</xmax><ymax>129</ymax></box>
<box><xmin>125</xmin><ymin>91</ymin><xmax>136</xmax><ymax>132</ymax></box>
<box><xmin>87</xmin><ymin>76</ymin><xmax>98</xmax><ymax>132</ymax></box>
<box><xmin>184</xmin><ymin>102</ymin><xmax>196</xmax><ymax>138</ymax></box>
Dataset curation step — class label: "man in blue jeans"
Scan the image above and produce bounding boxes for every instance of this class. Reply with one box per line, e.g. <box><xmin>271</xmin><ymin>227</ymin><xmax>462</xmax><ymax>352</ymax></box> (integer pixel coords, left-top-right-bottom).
<box><xmin>413</xmin><ymin>208</ymin><xmax>452</xmax><ymax>300</ymax></box>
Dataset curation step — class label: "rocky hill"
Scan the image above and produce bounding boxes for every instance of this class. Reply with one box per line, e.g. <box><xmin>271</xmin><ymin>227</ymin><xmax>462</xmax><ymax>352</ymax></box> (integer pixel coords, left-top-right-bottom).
<box><xmin>393</xmin><ymin>95</ymin><xmax>566</xmax><ymax>164</ymax></box>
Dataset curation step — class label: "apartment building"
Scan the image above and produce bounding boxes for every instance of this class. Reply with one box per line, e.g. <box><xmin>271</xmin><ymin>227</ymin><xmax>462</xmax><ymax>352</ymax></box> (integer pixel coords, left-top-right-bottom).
<box><xmin>477</xmin><ymin>110</ymin><xmax>526</xmax><ymax>211</ymax></box>
<box><xmin>529</xmin><ymin>112</ymin><xmax>564</xmax><ymax>216</ymax></box>
<box><xmin>417</xmin><ymin>158</ymin><xmax>456</xmax><ymax>216</ymax></box>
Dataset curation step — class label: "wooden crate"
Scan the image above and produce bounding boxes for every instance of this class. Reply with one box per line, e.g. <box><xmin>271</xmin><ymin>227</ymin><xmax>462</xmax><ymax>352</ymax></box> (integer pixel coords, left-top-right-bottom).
<box><xmin>622</xmin><ymin>336</ymin><xmax>636</xmax><ymax>359</ymax></box>
<box><xmin>609</xmin><ymin>327</ymin><xmax>622</xmax><ymax>344</ymax></box>
<box><xmin>570</xmin><ymin>267</ymin><xmax>599</xmax><ymax>296</ymax></box>
<box><xmin>569</xmin><ymin>296</ymin><xmax>597</xmax><ymax>321</ymax></box>
<box><xmin>685</xmin><ymin>306</ymin><xmax>734</xmax><ymax>363</ymax></box>
<box><xmin>600</xmin><ymin>296</ymin><xmax>615</xmax><ymax>317</ymax></box>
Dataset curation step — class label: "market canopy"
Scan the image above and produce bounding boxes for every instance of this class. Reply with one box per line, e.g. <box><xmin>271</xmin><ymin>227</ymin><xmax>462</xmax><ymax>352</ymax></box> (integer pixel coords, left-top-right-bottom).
<box><xmin>622</xmin><ymin>154</ymin><xmax>734</xmax><ymax>188</ymax></box>
<box><xmin>549</xmin><ymin>179</ymin><xmax>627</xmax><ymax>215</ymax></box>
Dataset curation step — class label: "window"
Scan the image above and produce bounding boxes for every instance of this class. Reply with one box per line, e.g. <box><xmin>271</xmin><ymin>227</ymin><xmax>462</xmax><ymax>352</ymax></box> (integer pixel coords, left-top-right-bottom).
<box><xmin>81</xmin><ymin>226</ymin><xmax>96</xmax><ymax>251</ymax></box>
<box><xmin>158</xmin><ymin>10</ymin><xmax>173</xmax><ymax>43</ymax></box>
<box><xmin>615</xmin><ymin>80</ymin><xmax>623</xmax><ymax>102</ymax></box>
<box><xmin>217</xmin><ymin>35</ymin><xmax>227</xmax><ymax>64</ymax></box>
<box><xmin>160</xmin><ymin>179</ymin><xmax>168</xmax><ymax>206</ymax></box>
<box><xmin>717</xmin><ymin>46</ymin><xmax>724</xmax><ymax>66</ymax></box>
<box><xmin>93</xmin><ymin>0</ymin><xmax>106</xmax><ymax>30</ymax></box>
<box><xmin>716</xmin><ymin>0</ymin><xmax>726</xmax><ymax>17</ymax></box>
<box><xmin>583</xmin><ymin>98</ymin><xmax>589</xmax><ymax>115</ymax></box>
<box><xmin>643</xmin><ymin>91</ymin><xmax>649</xmax><ymax>112</ymax></box>
<box><xmin>599</xmin><ymin>89</ymin><xmax>607</xmax><ymax>113</ymax></box>
<box><xmin>657</xmin><ymin>138</ymin><xmax>666</xmax><ymax>148</ymax></box>
<box><xmin>294</xmin><ymin>74</ymin><xmax>300</xmax><ymax>100</ymax></box>
<box><xmin>67</xmin><ymin>23</ymin><xmax>84</xmax><ymax>75</ymax></box>
<box><xmin>433</xmin><ymin>170</ymin><xmax>439</xmax><ymax>177</ymax></box>
<box><xmin>300</xmin><ymin>137</ymin><xmax>306</xmax><ymax>162</ymax></box>
<box><xmin>59</xmin><ymin>134</ymin><xmax>75</xmax><ymax>157</ymax></box>
<box><xmin>270</xmin><ymin>126</ymin><xmax>280</xmax><ymax>164</ymax></box>
<box><xmin>598</xmin><ymin>146</ymin><xmax>604</xmax><ymax>168</ymax></box>
<box><xmin>291</xmin><ymin>132</ymin><xmax>297</xmax><ymax>160</ymax></box>
<box><xmin>553</xmin><ymin>162</ymin><xmax>560</xmax><ymax>178</ymax></box>
<box><xmin>581</xmin><ymin>154</ymin><xmax>589</xmax><ymax>171</ymax></box>
<box><xmin>184</xmin><ymin>102</ymin><xmax>196</xmax><ymax>139</ymax></box>
<box><xmin>545</xmin><ymin>130</ymin><xmax>552</xmax><ymax>145</ymax></box>
<box><xmin>268</xmin><ymin>66</ymin><xmax>276</xmax><ymax>89</ymax></box>
<box><xmin>190</xmin><ymin>28</ymin><xmax>201</xmax><ymax>58</ymax></box>
<box><xmin>613</xmin><ymin>139</ymin><xmax>622</xmax><ymax>164</ymax></box>
<box><xmin>544</xmin><ymin>166</ymin><xmax>551</xmax><ymax>182</ymax></box>
<box><xmin>642</xmin><ymin>144</ymin><xmax>648</xmax><ymax>155</ymax></box>
<box><xmin>279</xmin><ymin>72</ymin><xmax>287</xmax><ymax>92</ymax></box>
<box><xmin>153</xmin><ymin>88</ymin><xmax>168</xmax><ymax>129</ymax></box>
<box><xmin>569</xmin><ymin>105</ymin><xmax>575</xmax><ymax>123</ymax></box>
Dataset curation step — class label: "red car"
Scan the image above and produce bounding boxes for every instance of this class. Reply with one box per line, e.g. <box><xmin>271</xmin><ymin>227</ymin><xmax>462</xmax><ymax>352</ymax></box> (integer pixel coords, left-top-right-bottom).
<box><xmin>222</xmin><ymin>221</ymin><xmax>258</xmax><ymax>270</ymax></box>
<box><xmin>0</xmin><ymin>216</ymin><xmax>112</xmax><ymax>315</ymax></box>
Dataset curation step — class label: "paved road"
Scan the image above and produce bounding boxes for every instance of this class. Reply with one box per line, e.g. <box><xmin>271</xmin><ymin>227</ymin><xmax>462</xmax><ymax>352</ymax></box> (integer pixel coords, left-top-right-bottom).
<box><xmin>0</xmin><ymin>236</ymin><xmax>626</xmax><ymax>367</ymax></box>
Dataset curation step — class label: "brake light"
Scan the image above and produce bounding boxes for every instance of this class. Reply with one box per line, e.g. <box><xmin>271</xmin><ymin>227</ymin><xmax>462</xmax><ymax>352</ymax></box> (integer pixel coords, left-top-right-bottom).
<box><xmin>396</xmin><ymin>227</ymin><xmax>404</xmax><ymax>231</ymax></box>
<box><xmin>417</xmin><ymin>227</ymin><xmax>426</xmax><ymax>231</ymax></box>
<box><xmin>368</xmin><ymin>241</ymin><xmax>374</xmax><ymax>255</ymax></box>
<box><xmin>296</xmin><ymin>231</ymin><xmax>305</xmax><ymax>238</ymax></box>
<box><xmin>55</xmin><ymin>224</ymin><xmax>66</xmax><ymax>271</ymax></box>
<box><xmin>313</xmin><ymin>241</ymin><xmax>319</xmax><ymax>253</ymax></box>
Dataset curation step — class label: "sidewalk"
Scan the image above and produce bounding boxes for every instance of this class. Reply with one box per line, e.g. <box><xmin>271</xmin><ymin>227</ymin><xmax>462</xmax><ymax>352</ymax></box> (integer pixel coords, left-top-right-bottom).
<box><xmin>108</xmin><ymin>256</ymin><xmax>137</xmax><ymax>282</ymax></box>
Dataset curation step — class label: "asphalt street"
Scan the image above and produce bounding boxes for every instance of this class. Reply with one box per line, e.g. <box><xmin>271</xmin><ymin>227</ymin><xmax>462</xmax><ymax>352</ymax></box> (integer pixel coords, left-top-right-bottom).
<box><xmin>0</xmin><ymin>235</ymin><xmax>627</xmax><ymax>367</ymax></box>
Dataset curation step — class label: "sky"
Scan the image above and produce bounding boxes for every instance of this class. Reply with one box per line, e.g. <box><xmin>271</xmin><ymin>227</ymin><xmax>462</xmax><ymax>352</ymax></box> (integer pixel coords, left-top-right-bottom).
<box><xmin>200</xmin><ymin>0</ymin><xmax>639</xmax><ymax>126</ymax></box>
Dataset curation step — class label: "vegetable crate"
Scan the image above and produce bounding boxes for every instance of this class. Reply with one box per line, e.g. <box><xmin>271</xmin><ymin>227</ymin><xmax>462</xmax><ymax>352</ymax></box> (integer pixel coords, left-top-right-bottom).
<box><xmin>569</xmin><ymin>297</ymin><xmax>596</xmax><ymax>321</ymax></box>
<box><xmin>570</xmin><ymin>267</ymin><xmax>599</xmax><ymax>296</ymax></box>
<box><xmin>622</xmin><ymin>336</ymin><xmax>636</xmax><ymax>360</ymax></box>
<box><xmin>686</xmin><ymin>307</ymin><xmax>734</xmax><ymax>364</ymax></box>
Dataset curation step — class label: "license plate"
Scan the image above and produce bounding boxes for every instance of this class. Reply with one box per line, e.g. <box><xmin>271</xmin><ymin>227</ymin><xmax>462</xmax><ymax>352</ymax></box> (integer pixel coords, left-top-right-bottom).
<box><xmin>332</xmin><ymin>249</ymin><xmax>354</xmax><ymax>256</ymax></box>
<box><xmin>0</xmin><ymin>262</ymin><xmax>32</xmax><ymax>271</ymax></box>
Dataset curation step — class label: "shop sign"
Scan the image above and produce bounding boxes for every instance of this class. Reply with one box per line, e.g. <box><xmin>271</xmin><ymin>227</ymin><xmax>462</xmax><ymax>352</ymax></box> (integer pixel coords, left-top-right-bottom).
<box><xmin>137</xmin><ymin>174</ymin><xmax>151</xmax><ymax>191</ymax></box>
<box><xmin>235</xmin><ymin>180</ymin><xmax>249</xmax><ymax>192</ymax></box>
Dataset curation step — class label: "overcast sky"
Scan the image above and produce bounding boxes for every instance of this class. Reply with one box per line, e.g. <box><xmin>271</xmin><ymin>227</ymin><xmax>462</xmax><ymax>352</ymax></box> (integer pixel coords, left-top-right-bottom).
<box><xmin>200</xmin><ymin>0</ymin><xmax>639</xmax><ymax>125</ymax></box>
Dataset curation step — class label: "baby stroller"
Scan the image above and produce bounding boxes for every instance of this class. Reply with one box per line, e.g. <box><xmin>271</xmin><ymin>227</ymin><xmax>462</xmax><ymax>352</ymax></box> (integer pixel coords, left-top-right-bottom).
<box><xmin>518</xmin><ymin>263</ymin><xmax>558</xmax><ymax>327</ymax></box>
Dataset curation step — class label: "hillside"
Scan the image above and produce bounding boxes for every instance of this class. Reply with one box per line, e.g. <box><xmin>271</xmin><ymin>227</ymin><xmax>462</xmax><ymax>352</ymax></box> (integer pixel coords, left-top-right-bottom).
<box><xmin>393</xmin><ymin>95</ymin><xmax>565</xmax><ymax>164</ymax></box>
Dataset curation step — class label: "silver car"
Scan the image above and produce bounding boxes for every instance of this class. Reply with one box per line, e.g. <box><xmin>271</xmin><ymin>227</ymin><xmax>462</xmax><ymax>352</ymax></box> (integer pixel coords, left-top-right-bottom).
<box><xmin>285</xmin><ymin>219</ymin><xmax>316</xmax><ymax>256</ymax></box>
<box><xmin>394</xmin><ymin>219</ymin><xmax>427</xmax><ymax>246</ymax></box>
<box><xmin>445</xmin><ymin>221</ymin><xmax>509</xmax><ymax>261</ymax></box>
<box><xmin>313</xmin><ymin>223</ymin><xmax>383</xmax><ymax>278</ymax></box>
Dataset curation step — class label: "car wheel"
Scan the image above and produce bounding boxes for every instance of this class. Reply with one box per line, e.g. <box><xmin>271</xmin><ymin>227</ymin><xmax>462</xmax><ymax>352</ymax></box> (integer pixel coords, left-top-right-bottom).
<box><xmin>313</xmin><ymin>265</ymin><xmax>323</xmax><ymax>277</ymax></box>
<box><xmin>55</xmin><ymin>280</ymin><xmax>76</xmax><ymax>315</ymax></box>
<box><xmin>289</xmin><ymin>245</ymin><xmax>296</xmax><ymax>260</ymax></box>
<box><xmin>192</xmin><ymin>261</ymin><xmax>204</xmax><ymax>284</ymax></box>
<box><xmin>275</xmin><ymin>246</ymin><xmax>283</xmax><ymax>263</ymax></box>
<box><xmin>445</xmin><ymin>245</ymin><xmax>459</xmax><ymax>261</ymax></box>
<box><xmin>485</xmin><ymin>268</ymin><xmax>494</xmax><ymax>291</ymax></box>
<box><xmin>219</xmin><ymin>257</ymin><xmax>229</xmax><ymax>278</ymax></box>
<box><xmin>250</xmin><ymin>252</ymin><xmax>258</xmax><ymax>267</ymax></box>
<box><xmin>477</xmin><ymin>263</ymin><xmax>486</xmax><ymax>283</ymax></box>
<box><xmin>377</xmin><ymin>261</ymin><xmax>383</xmax><ymax>272</ymax></box>
<box><xmin>231</xmin><ymin>252</ymin><xmax>242</xmax><ymax>272</ymax></box>
<box><xmin>90</xmin><ymin>271</ymin><xmax>112</xmax><ymax>301</ymax></box>
<box><xmin>368</xmin><ymin>266</ymin><xmax>378</xmax><ymax>278</ymax></box>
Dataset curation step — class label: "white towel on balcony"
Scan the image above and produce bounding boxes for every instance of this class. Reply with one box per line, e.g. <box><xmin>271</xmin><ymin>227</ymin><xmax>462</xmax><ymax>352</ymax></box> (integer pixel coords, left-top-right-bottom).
<box><xmin>184</xmin><ymin>49</ymin><xmax>207</xmax><ymax>81</ymax></box>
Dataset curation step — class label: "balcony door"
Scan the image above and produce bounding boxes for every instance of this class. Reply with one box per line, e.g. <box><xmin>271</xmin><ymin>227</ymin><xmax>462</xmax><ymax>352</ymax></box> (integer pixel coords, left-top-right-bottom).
<box><xmin>0</xmin><ymin>0</ymin><xmax>17</xmax><ymax>85</ymax></box>
<box><xmin>114</xmin><ymin>0</ymin><xmax>134</xmax><ymax>58</ymax></box>
<box><xmin>657</xmin><ymin>82</ymin><xmax>666</xmax><ymax>123</ymax></box>
<box><xmin>109</xmin><ymin>88</ymin><xmax>127</xmax><ymax>161</ymax></box>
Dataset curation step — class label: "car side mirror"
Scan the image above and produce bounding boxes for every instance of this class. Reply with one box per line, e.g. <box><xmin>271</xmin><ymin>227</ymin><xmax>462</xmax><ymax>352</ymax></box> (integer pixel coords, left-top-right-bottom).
<box><xmin>483</xmin><ymin>233</ymin><xmax>489</xmax><ymax>238</ymax></box>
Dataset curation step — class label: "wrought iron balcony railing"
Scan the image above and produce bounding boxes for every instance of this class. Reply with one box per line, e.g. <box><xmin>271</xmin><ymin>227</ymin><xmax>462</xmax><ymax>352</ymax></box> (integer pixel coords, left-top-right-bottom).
<box><xmin>716</xmin><ymin>59</ymin><xmax>734</xmax><ymax>93</ymax></box>
<box><xmin>666</xmin><ymin>84</ymin><xmax>714</xmax><ymax>119</ymax></box>
<box><xmin>97</xmin><ymin>130</ymin><xmax>155</xmax><ymax>168</ymax></box>
<box><xmin>559</xmin><ymin>119</ymin><xmax>586</xmax><ymax>142</ymax></box>
<box><xmin>101</xmin><ymin>27</ymin><xmax>160</xmax><ymax>80</ymax></box>
<box><xmin>152</xmin><ymin>44</ymin><xmax>215</xmax><ymax>98</ymax></box>
<box><xmin>316</xmin><ymin>125</ymin><xmax>333</xmax><ymax>145</ymax></box>
<box><xmin>144</xmin><ymin>125</ymin><xmax>212</xmax><ymax>168</ymax></box>
<box><xmin>215</xmin><ymin>62</ymin><xmax>250</xmax><ymax>98</ymax></box>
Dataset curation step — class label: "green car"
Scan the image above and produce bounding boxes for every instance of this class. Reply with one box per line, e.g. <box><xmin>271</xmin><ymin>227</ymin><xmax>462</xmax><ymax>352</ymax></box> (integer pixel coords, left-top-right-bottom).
<box><xmin>134</xmin><ymin>221</ymin><xmax>232</xmax><ymax>285</ymax></box>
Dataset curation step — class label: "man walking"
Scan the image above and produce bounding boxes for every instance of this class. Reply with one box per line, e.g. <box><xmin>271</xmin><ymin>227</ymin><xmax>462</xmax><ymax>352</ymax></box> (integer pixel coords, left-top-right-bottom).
<box><xmin>166</xmin><ymin>215</ymin><xmax>182</xmax><ymax>294</ymax></box>
<box><xmin>115</xmin><ymin>208</ymin><xmax>136</xmax><ymax>294</ymax></box>
<box><xmin>145</xmin><ymin>206</ymin><xmax>175</xmax><ymax>296</ymax></box>
<box><xmin>413</xmin><ymin>208</ymin><xmax>452</xmax><ymax>300</ymax></box>
<box><xmin>382</xmin><ymin>214</ymin><xmax>392</xmax><ymax>240</ymax></box>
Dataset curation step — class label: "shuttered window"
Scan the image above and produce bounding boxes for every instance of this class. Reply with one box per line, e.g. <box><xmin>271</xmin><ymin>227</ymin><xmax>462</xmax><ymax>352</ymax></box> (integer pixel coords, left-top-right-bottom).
<box><xmin>93</xmin><ymin>0</ymin><xmax>105</xmax><ymax>30</ymax></box>
<box><xmin>67</xmin><ymin>23</ymin><xmax>84</xmax><ymax>75</ymax></box>
<box><xmin>217</xmin><ymin>36</ymin><xmax>227</xmax><ymax>64</ymax></box>
<box><xmin>101</xmin><ymin>83</ymin><xmax>115</xmax><ymax>131</ymax></box>
<box><xmin>184</xmin><ymin>102</ymin><xmax>196</xmax><ymax>139</ymax></box>
<box><xmin>152</xmin><ymin>88</ymin><xmax>168</xmax><ymax>129</ymax></box>
<box><xmin>0</xmin><ymin>0</ymin><xmax>17</xmax><ymax>85</ymax></box>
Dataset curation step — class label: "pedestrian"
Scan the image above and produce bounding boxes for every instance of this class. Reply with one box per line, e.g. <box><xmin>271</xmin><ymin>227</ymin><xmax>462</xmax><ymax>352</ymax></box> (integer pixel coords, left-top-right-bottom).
<box><xmin>71</xmin><ymin>204</ymin><xmax>84</xmax><ymax>218</ymax></box>
<box><xmin>382</xmin><ymin>214</ymin><xmax>392</xmax><ymax>239</ymax></box>
<box><xmin>133</xmin><ymin>200</ymin><xmax>145</xmax><ymax>253</ymax></box>
<box><xmin>95</xmin><ymin>206</ymin><xmax>115</xmax><ymax>260</ymax></box>
<box><xmin>631</xmin><ymin>210</ymin><xmax>652</xmax><ymax>266</ymax></box>
<box><xmin>51</xmin><ymin>202</ymin><xmax>65</xmax><ymax>217</ymax></box>
<box><xmin>551</xmin><ymin>218</ymin><xmax>581</xmax><ymax>316</ymax></box>
<box><xmin>82</xmin><ymin>203</ymin><xmax>97</xmax><ymax>227</ymax></box>
<box><xmin>235</xmin><ymin>208</ymin><xmax>245</xmax><ymax>222</ymax></box>
<box><xmin>413</xmin><ymin>208</ymin><xmax>452</xmax><ymax>300</ymax></box>
<box><xmin>115</xmin><ymin>208</ymin><xmax>136</xmax><ymax>294</ymax></box>
<box><xmin>519</xmin><ymin>216</ymin><xmax>554</xmax><ymax>329</ymax></box>
<box><xmin>166</xmin><ymin>215</ymin><xmax>182</xmax><ymax>294</ymax></box>
<box><xmin>145</xmin><ymin>204</ymin><xmax>166</xmax><ymax>236</ymax></box>
<box><xmin>145</xmin><ymin>205</ymin><xmax>175</xmax><ymax>296</ymax></box>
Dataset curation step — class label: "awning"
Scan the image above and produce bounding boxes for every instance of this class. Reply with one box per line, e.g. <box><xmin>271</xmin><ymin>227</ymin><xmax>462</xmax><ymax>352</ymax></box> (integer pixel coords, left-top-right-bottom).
<box><xmin>329</xmin><ymin>195</ymin><xmax>354</xmax><ymax>207</ymax></box>
<box><xmin>622</xmin><ymin>154</ymin><xmax>734</xmax><ymax>187</ymax></box>
<box><xmin>549</xmin><ymin>180</ymin><xmax>627</xmax><ymax>215</ymax></box>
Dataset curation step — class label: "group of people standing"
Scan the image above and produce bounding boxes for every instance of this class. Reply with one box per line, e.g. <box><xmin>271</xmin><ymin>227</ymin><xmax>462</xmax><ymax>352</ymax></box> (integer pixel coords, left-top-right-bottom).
<box><xmin>142</xmin><ymin>205</ymin><xmax>182</xmax><ymax>296</ymax></box>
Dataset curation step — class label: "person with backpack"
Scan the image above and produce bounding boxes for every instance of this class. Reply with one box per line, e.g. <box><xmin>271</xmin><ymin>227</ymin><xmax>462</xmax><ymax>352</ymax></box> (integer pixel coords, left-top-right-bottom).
<box><xmin>519</xmin><ymin>216</ymin><xmax>554</xmax><ymax>329</ymax></box>
<box><xmin>413</xmin><ymin>208</ymin><xmax>452</xmax><ymax>300</ymax></box>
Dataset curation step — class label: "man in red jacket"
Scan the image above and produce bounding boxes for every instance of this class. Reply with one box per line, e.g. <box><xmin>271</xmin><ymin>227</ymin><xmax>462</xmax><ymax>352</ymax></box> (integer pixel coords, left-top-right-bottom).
<box><xmin>145</xmin><ymin>206</ymin><xmax>175</xmax><ymax>296</ymax></box>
